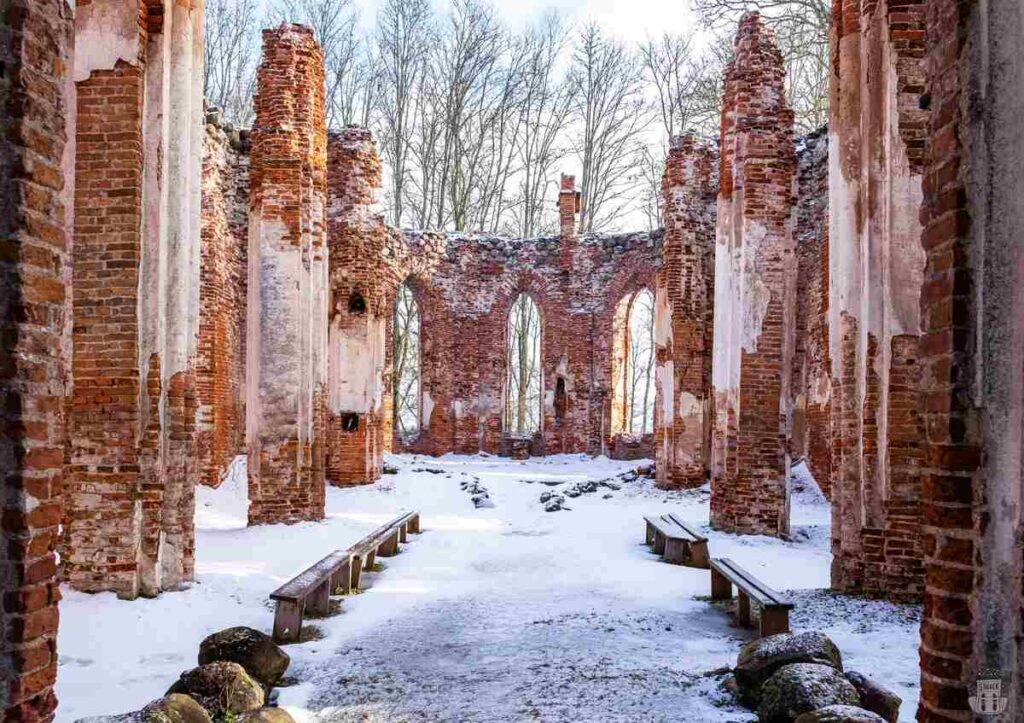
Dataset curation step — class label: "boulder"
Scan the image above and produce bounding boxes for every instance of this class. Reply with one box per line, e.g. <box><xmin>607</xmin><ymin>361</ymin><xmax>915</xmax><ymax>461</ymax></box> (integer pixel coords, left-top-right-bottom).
<box><xmin>236</xmin><ymin>709</ymin><xmax>296</xmax><ymax>723</ymax></box>
<box><xmin>758</xmin><ymin>663</ymin><xmax>861</xmax><ymax>723</ymax></box>
<box><xmin>793</xmin><ymin>705</ymin><xmax>888</xmax><ymax>723</ymax></box>
<box><xmin>167</xmin><ymin>662</ymin><xmax>264</xmax><ymax>717</ymax></box>
<box><xmin>198</xmin><ymin>626</ymin><xmax>290</xmax><ymax>688</ymax></box>
<box><xmin>736</xmin><ymin>631</ymin><xmax>843</xmax><ymax>692</ymax></box>
<box><xmin>140</xmin><ymin>695</ymin><xmax>212</xmax><ymax>723</ymax></box>
<box><xmin>844</xmin><ymin>671</ymin><xmax>901</xmax><ymax>723</ymax></box>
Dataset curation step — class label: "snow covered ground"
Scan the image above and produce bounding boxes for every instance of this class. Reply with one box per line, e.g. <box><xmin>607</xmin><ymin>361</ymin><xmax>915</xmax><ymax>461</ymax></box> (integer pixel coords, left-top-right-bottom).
<box><xmin>56</xmin><ymin>454</ymin><xmax>921</xmax><ymax>722</ymax></box>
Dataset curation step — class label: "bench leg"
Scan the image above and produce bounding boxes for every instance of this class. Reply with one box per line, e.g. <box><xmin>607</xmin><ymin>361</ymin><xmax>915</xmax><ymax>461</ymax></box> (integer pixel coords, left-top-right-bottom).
<box><xmin>663</xmin><ymin>538</ymin><xmax>688</xmax><ymax>565</ymax></box>
<box><xmin>272</xmin><ymin>600</ymin><xmax>303</xmax><ymax>644</ymax></box>
<box><xmin>350</xmin><ymin>555</ymin><xmax>363</xmax><ymax>590</ymax></box>
<box><xmin>365</xmin><ymin>549</ymin><xmax>377</xmax><ymax>570</ymax></box>
<box><xmin>760</xmin><ymin>607</ymin><xmax>790</xmax><ymax>637</ymax></box>
<box><xmin>738</xmin><ymin>591</ymin><xmax>751</xmax><ymax>628</ymax></box>
<box><xmin>331</xmin><ymin>559</ymin><xmax>351</xmax><ymax>595</ymax></box>
<box><xmin>653</xmin><ymin>530</ymin><xmax>666</xmax><ymax>555</ymax></box>
<box><xmin>399</xmin><ymin>522</ymin><xmax>408</xmax><ymax>543</ymax></box>
<box><xmin>379</xmin><ymin>531</ymin><xmax>399</xmax><ymax>557</ymax></box>
<box><xmin>711</xmin><ymin>568</ymin><xmax>732</xmax><ymax>600</ymax></box>
<box><xmin>307</xmin><ymin>579</ymin><xmax>331</xmax><ymax>617</ymax></box>
<box><xmin>690</xmin><ymin>541</ymin><xmax>710</xmax><ymax>569</ymax></box>
<box><xmin>409</xmin><ymin>514</ymin><xmax>420</xmax><ymax>534</ymax></box>
<box><xmin>645</xmin><ymin>521</ymin><xmax>656</xmax><ymax>547</ymax></box>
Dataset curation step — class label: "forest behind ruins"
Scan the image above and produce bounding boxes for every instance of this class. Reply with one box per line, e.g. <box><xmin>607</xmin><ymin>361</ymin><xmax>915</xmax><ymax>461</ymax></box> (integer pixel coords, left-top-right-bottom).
<box><xmin>204</xmin><ymin>0</ymin><xmax>828</xmax><ymax>237</ymax></box>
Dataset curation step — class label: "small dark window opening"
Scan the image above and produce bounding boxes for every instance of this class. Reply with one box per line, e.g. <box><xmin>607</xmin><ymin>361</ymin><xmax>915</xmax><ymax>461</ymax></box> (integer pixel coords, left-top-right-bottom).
<box><xmin>554</xmin><ymin>377</ymin><xmax>568</xmax><ymax>423</ymax></box>
<box><xmin>348</xmin><ymin>291</ymin><xmax>367</xmax><ymax>314</ymax></box>
<box><xmin>341</xmin><ymin>413</ymin><xmax>360</xmax><ymax>432</ymax></box>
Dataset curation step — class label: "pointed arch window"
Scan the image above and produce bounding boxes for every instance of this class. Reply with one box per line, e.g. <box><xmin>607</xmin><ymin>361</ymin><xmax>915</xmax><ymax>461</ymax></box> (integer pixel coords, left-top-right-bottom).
<box><xmin>392</xmin><ymin>282</ymin><xmax>421</xmax><ymax>437</ymax></box>
<box><xmin>611</xmin><ymin>288</ymin><xmax>655</xmax><ymax>436</ymax></box>
<box><xmin>505</xmin><ymin>293</ymin><xmax>542</xmax><ymax>437</ymax></box>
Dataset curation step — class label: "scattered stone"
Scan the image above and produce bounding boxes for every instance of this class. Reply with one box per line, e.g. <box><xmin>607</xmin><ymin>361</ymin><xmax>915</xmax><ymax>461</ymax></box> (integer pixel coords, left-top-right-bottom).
<box><xmin>844</xmin><ymin>671</ymin><xmax>901</xmax><ymax>723</ymax></box>
<box><xmin>757</xmin><ymin>663</ymin><xmax>861</xmax><ymax>723</ymax></box>
<box><xmin>544</xmin><ymin>496</ymin><xmax>567</xmax><ymax>512</ymax></box>
<box><xmin>142</xmin><ymin>694</ymin><xmax>212</xmax><ymax>723</ymax></box>
<box><xmin>793</xmin><ymin>705</ymin><xmax>887</xmax><ymax>723</ymax></box>
<box><xmin>236</xmin><ymin>709</ymin><xmax>296</xmax><ymax>723</ymax></box>
<box><xmin>382</xmin><ymin>466</ymin><xmax>398</xmax><ymax>475</ymax></box>
<box><xmin>198</xmin><ymin>626</ymin><xmax>290</xmax><ymax>688</ymax></box>
<box><xmin>736</xmin><ymin>631</ymin><xmax>843</xmax><ymax>692</ymax></box>
<box><xmin>167</xmin><ymin>662</ymin><xmax>264</xmax><ymax>717</ymax></box>
<box><xmin>597</xmin><ymin>479</ymin><xmax>621</xmax><ymax>491</ymax></box>
<box><xmin>471</xmin><ymin>493</ymin><xmax>495</xmax><ymax>509</ymax></box>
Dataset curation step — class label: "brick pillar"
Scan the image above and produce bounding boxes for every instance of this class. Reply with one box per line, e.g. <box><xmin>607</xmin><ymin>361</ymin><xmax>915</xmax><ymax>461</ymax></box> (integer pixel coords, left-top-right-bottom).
<box><xmin>66</xmin><ymin>0</ymin><xmax>203</xmax><ymax>597</ymax></box>
<box><xmin>916</xmin><ymin>0</ymin><xmax>1024</xmax><ymax>718</ymax></box>
<box><xmin>325</xmin><ymin>127</ymin><xmax>388</xmax><ymax>487</ymax></box>
<box><xmin>0</xmin><ymin>1</ymin><xmax>73</xmax><ymax>717</ymax></box>
<box><xmin>246</xmin><ymin>25</ymin><xmax>328</xmax><ymax>524</ymax></box>
<box><xmin>827</xmin><ymin>0</ymin><xmax>927</xmax><ymax>600</ymax></box>
<box><xmin>654</xmin><ymin>135</ymin><xmax>717</xmax><ymax>490</ymax></box>
<box><xmin>709</xmin><ymin>13</ymin><xmax>796</xmax><ymax>538</ymax></box>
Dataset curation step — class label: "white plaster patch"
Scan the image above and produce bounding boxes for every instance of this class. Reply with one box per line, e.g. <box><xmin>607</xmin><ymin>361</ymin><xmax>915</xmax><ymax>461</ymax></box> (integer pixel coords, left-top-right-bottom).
<box><xmin>654</xmin><ymin>286</ymin><xmax>673</xmax><ymax>346</ymax></box>
<box><xmin>74</xmin><ymin>0</ymin><xmax>142</xmax><ymax>81</ymax></box>
<box><xmin>421</xmin><ymin>391</ymin><xmax>435</xmax><ymax>430</ymax></box>
<box><xmin>740</xmin><ymin>220</ymin><xmax>772</xmax><ymax>353</ymax></box>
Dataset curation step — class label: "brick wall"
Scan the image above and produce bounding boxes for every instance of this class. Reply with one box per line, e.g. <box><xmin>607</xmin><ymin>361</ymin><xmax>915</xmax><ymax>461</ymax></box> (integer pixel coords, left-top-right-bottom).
<box><xmin>64</xmin><ymin>0</ymin><xmax>203</xmax><ymax>598</ymax></box>
<box><xmin>916</xmin><ymin>0</ymin><xmax>1024</xmax><ymax>717</ymax></box>
<box><xmin>709</xmin><ymin>13</ymin><xmax>797</xmax><ymax>538</ymax></box>
<box><xmin>0</xmin><ymin>0</ymin><xmax>73</xmax><ymax>717</ymax></box>
<box><xmin>791</xmin><ymin>130</ymin><xmax>832</xmax><ymax>498</ymax></box>
<box><xmin>827</xmin><ymin>0</ymin><xmax>928</xmax><ymax>601</ymax></box>
<box><xmin>246</xmin><ymin>25</ymin><xmax>328</xmax><ymax>524</ymax></box>
<box><xmin>654</xmin><ymin>135</ymin><xmax>717</xmax><ymax>490</ymax></box>
<box><xmin>197</xmin><ymin>120</ymin><xmax>249</xmax><ymax>488</ymax></box>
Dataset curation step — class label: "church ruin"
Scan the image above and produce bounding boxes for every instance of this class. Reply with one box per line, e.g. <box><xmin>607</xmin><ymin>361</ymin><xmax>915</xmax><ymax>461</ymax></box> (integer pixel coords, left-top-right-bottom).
<box><xmin>0</xmin><ymin>0</ymin><xmax>1021</xmax><ymax>719</ymax></box>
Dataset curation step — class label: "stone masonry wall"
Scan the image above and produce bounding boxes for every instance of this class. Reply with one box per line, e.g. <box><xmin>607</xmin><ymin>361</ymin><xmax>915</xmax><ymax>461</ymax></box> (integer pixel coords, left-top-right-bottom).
<box><xmin>828</xmin><ymin>0</ymin><xmax>928</xmax><ymax>601</ymax></box>
<box><xmin>916</xmin><ymin>0</ymin><xmax>1024</xmax><ymax>717</ymax></box>
<box><xmin>197</xmin><ymin>119</ymin><xmax>249</xmax><ymax>488</ymax></box>
<box><xmin>654</xmin><ymin>135</ymin><xmax>717</xmax><ymax>490</ymax></box>
<box><xmin>0</xmin><ymin>0</ymin><xmax>73</xmax><ymax>717</ymax></box>
<box><xmin>246</xmin><ymin>25</ymin><xmax>328</xmax><ymax>524</ymax></box>
<box><xmin>710</xmin><ymin>12</ymin><xmax>797</xmax><ymax>538</ymax></box>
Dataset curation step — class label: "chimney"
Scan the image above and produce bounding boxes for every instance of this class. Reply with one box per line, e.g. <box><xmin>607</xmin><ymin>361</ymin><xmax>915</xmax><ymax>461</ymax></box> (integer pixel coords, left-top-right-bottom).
<box><xmin>558</xmin><ymin>174</ymin><xmax>580</xmax><ymax>239</ymax></box>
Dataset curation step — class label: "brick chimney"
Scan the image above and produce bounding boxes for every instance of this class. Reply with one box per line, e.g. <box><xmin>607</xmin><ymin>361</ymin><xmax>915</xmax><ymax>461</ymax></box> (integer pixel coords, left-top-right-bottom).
<box><xmin>558</xmin><ymin>174</ymin><xmax>580</xmax><ymax>268</ymax></box>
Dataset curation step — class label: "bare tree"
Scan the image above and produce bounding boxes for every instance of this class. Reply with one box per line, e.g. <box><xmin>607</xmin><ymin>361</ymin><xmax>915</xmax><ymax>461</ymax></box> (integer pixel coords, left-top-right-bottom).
<box><xmin>625</xmin><ymin>289</ymin><xmax>655</xmax><ymax>435</ymax></box>
<box><xmin>392</xmin><ymin>283</ymin><xmax>421</xmax><ymax>437</ymax></box>
<box><xmin>569</xmin><ymin>24</ymin><xmax>652</xmax><ymax>233</ymax></box>
<box><xmin>510</xmin><ymin>14</ymin><xmax>571</xmax><ymax>238</ymax></box>
<box><xmin>377</xmin><ymin>0</ymin><xmax>433</xmax><ymax>227</ymax></box>
<box><xmin>505</xmin><ymin>293</ymin><xmax>541</xmax><ymax>436</ymax></box>
<box><xmin>203</xmin><ymin>0</ymin><xmax>261</xmax><ymax>125</ymax></box>
<box><xmin>639</xmin><ymin>32</ymin><xmax>722</xmax><ymax>141</ymax></box>
<box><xmin>693</xmin><ymin>0</ymin><xmax>830</xmax><ymax>131</ymax></box>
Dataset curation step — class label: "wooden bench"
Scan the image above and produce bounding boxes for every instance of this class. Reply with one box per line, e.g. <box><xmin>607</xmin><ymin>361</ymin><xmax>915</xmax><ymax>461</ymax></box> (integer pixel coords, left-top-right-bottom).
<box><xmin>709</xmin><ymin>557</ymin><xmax>793</xmax><ymax>637</ymax></box>
<box><xmin>269</xmin><ymin>511</ymin><xmax>421</xmax><ymax>643</ymax></box>
<box><xmin>643</xmin><ymin>513</ymin><xmax>710</xmax><ymax>568</ymax></box>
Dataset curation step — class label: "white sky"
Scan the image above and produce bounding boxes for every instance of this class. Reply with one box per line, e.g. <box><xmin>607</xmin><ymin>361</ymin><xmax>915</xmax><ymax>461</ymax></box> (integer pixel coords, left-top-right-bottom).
<box><xmin>357</xmin><ymin>0</ymin><xmax>705</xmax><ymax>45</ymax></box>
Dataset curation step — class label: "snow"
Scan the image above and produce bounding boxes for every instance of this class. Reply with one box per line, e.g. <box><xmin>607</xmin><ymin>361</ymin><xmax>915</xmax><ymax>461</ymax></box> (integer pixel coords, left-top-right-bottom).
<box><xmin>56</xmin><ymin>454</ymin><xmax>921</xmax><ymax>722</ymax></box>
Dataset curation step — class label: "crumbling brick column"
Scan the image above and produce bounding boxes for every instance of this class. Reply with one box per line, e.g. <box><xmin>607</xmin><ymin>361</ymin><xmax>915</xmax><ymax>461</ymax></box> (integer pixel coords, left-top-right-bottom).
<box><xmin>654</xmin><ymin>135</ymin><xmax>717</xmax><ymax>489</ymax></box>
<box><xmin>325</xmin><ymin>128</ymin><xmax>389</xmax><ymax>487</ymax></box>
<box><xmin>197</xmin><ymin>120</ymin><xmax>249</xmax><ymax>488</ymax></box>
<box><xmin>246</xmin><ymin>25</ymin><xmax>328</xmax><ymax>524</ymax></box>
<box><xmin>709</xmin><ymin>13</ymin><xmax>797</xmax><ymax>538</ymax></box>
<box><xmin>915</xmin><ymin>0</ymin><xmax>1024</xmax><ymax>717</ymax></box>
<box><xmin>828</xmin><ymin>0</ymin><xmax>927</xmax><ymax>601</ymax></box>
<box><xmin>0</xmin><ymin>0</ymin><xmax>73</xmax><ymax>717</ymax></box>
<box><xmin>65</xmin><ymin>0</ymin><xmax>203</xmax><ymax>597</ymax></box>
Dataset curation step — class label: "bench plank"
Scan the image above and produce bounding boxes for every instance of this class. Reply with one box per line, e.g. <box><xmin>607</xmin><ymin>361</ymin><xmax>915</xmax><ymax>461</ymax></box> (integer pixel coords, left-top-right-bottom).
<box><xmin>709</xmin><ymin>557</ymin><xmax>793</xmax><ymax>638</ymax></box>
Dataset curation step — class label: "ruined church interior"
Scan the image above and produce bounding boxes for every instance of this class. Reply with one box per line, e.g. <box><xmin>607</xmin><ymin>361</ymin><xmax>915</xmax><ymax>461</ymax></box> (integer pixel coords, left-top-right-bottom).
<box><xmin>1</xmin><ymin>0</ymin><xmax>1022</xmax><ymax>720</ymax></box>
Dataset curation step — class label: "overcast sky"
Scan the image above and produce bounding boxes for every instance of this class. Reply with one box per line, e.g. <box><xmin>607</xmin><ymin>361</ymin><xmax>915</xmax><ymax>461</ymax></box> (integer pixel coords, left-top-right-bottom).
<box><xmin>356</xmin><ymin>0</ymin><xmax>706</xmax><ymax>43</ymax></box>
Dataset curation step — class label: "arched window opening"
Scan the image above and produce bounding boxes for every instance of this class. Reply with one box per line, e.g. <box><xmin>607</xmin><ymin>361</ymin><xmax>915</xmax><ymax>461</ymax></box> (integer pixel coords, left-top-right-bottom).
<box><xmin>611</xmin><ymin>289</ymin><xmax>655</xmax><ymax>436</ymax></box>
<box><xmin>505</xmin><ymin>293</ymin><xmax>542</xmax><ymax>437</ymax></box>
<box><xmin>349</xmin><ymin>291</ymin><xmax>367</xmax><ymax>314</ymax></box>
<box><xmin>392</xmin><ymin>282</ymin><xmax>421</xmax><ymax>437</ymax></box>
